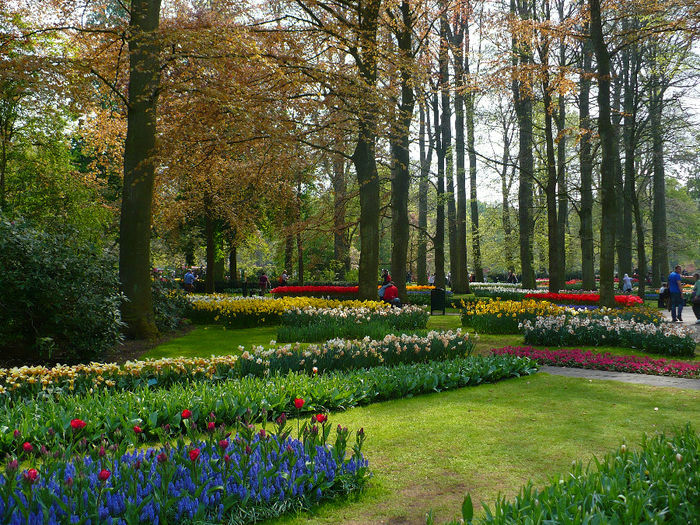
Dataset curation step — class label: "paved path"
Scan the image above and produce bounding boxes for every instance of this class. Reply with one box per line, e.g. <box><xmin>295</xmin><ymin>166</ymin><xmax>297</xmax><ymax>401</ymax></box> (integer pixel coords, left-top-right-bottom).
<box><xmin>540</xmin><ymin>365</ymin><xmax>700</xmax><ymax>390</ymax></box>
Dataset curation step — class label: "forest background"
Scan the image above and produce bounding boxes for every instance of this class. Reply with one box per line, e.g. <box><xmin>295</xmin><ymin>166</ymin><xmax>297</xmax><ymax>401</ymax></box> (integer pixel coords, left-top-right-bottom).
<box><xmin>1</xmin><ymin>0</ymin><xmax>700</xmax><ymax>339</ymax></box>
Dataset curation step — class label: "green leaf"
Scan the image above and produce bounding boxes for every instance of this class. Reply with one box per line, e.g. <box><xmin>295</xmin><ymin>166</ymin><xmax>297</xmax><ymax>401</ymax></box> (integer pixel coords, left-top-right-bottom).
<box><xmin>462</xmin><ymin>493</ymin><xmax>473</xmax><ymax>523</ymax></box>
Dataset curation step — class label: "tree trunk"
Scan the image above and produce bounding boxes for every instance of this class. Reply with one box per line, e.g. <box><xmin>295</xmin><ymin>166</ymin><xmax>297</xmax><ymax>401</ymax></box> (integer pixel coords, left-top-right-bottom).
<box><xmin>296</xmin><ymin>231</ymin><xmax>304</xmax><ymax>285</ymax></box>
<box><xmin>353</xmin><ymin>0</ymin><xmax>382</xmax><ymax>300</ymax></box>
<box><xmin>417</xmin><ymin>101</ymin><xmax>432</xmax><ymax>286</ymax></box>
<box><xmin>632</xmin><ymin>179</ymin><xmax>646</xmax><ymax>299</ymax></box>
<box><xmin>501</xmin><ymin>136</ymin><xmax>514</xmax><ymax>272</ymax></box>
<box><xmin>390</xmin><ymin>0</ymin><xmax>415</xmax><ymax>304</ymax></box>
<box><xmin>650</xmin><ymin>55</ymin><xmax>668</xmax><ymax>288</ymax></box>
<box><xmin>451</xmin><ymin>18</ymin><xmax>468</xmax><ymax>293</ymax></box>
<box><xmin>612</xmin><ymin>70</ymin><xmax>625</xmax><ymax>281</ymax></box>
<box><xmin>465</xmin><ymin>32</ymin><xmax>481</xmax><ymax>285</ymax></box>
<box><xmin>433</xmin><ymin>89</ymin><xmax>446</xmax><ymax>289</ymax></box>
<box><xmin>205</xmin><ymin>207</ymin><xmax>215</xmax><ymax>294</ymax></box>
<box><xmin>541</xmin><ymin>34</ymin><xmax>560</xmax><ymax>293</ymax></box>
<box><xmin>228</xmin><ymin>244</ymin><xmax>237</xmax><ymax>284</ymax></box>
<box><xmin>590</xmin><ymin>0</ymin><xmax>616</xmax><ymax>307</ymax></box>
<box><xmin>579</xmin><ymin>18</ymin><xmax>595</xmax><ymax>291</ymax></box>
<box><xmin>621</xmin><ymin>30</ymin><xmax>636</xmax><ymax>282</ymax></box>
<box><xmin>512</xmin><ymin>0</ymin><xmax>535</xmax><ymax>289</ymax></box>
<box><xmin>556</xmin><ymin>0</ymin><xmax>567</xmax><ymax>283</ymax></box>
<box><xmin>331</xmin><ymin>150</ymin><xmax>349</xmax><ymax>280</ymax></box>
<box><xmin>285</xmin><ymin>233</ymin><xmax>294</xmax><ymax>277</ymax></box>
<box><xmin>119</xmin><ymin>0</ymin><xmax>162</xmax><ymax>339</ymax></box>
<box><xmin>441</xmin><ymin>12</ymin><xmax>457</xmax><ymax>290</ymax></box>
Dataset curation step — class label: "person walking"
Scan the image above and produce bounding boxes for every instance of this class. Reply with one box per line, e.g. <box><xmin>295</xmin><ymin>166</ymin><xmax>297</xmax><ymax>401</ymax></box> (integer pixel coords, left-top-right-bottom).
<box><xmin>622</xmin><ymin>273</ymin><xmax>633</xmax><ymax>293</ymax></box>
<box><xmin>691</xmin><ymin>272</ymin><xmax>700</xmax><ymax>324</ymax></box>
<box><xmin>506</xmin><ymin>270</ymin><xmax>517</xmax><ymax>284</ymax></box>
<box><xmin>259</xmin><ymin>271</ymin><xmax>270</xmax><ymax>295</ymax></box>
<box><xmin>183</xmin><ymin>269</ymin><xmax>196</xmax><ymax>293</ymax></box>
<box><xmin>668</xmin><ymin>265</ymin><xmax>684</xmax><ymax>322</ymax></box>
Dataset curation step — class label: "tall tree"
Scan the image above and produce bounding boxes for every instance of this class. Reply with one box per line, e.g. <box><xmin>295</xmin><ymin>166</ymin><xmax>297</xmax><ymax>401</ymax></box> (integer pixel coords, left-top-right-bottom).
<box><xmin>578</xmin><ymin>8</ymin><xmax>595</xmax><ymax>290</ymax></box>
<box><xmin>389</xmin><ymin>0</ymin><xmax>416</xmax><ymax>303</ymax></box>
<box><xmin>512</xmin><ymin>0</ymin><xmax>535</xmax><ymax>289</ymax></box>
<box><xmin>119</xmin><ymin>0</ymin><xmax>163</xmax><ymax>338</ymax></box>
<box><xmin>589</xmin><ymin>0</ymin><xmax>616</xmax><ymax>306</ymax></box>
<box><xmin>417</xmin><ymin>97</ymin><xmax>433</xmax><ymax>285</ymax></box>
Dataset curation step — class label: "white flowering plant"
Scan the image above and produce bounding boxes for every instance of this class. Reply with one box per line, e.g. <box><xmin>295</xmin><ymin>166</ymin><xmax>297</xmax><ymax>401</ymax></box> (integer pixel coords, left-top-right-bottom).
<box><xmin>519</xmin><ymin>315</ymin><xmax>697</xmax><ymax>357</ymax></box>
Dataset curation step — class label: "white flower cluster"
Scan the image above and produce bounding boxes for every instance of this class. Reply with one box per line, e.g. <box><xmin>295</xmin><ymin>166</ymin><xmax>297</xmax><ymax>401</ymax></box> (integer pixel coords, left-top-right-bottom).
<box><xmin>469</xmin><ymin>283</ymin><xmax>534</xmax><ymax>290</ymax></box>
<box><xmin>186</xmin><ymin>293</ymin><xmax>277</xmax><ymax>304</ymax></box>
<box><xmin>288</xmin><ymin>304</ymin><xmax>425</xmax><ymax>321</ymax></box>
<box><xmin>520</xmin><ymin>315</ymin><xmax>693</xmax><ymax>339</ymax></box>
<box><xmin>240</xmin><ymin>330</ymin><xmax>475</xmax><ymax>366</ymax></box>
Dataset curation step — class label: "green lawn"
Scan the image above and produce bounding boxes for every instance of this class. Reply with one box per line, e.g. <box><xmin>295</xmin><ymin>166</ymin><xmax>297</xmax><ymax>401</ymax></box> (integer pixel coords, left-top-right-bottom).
<box><xmin>264</xmin><ymin>372</ymin><xmax>700</xmax><ymax>524</ymax></box>
<box><xmin>142</xmin><ymin>315</ymin><xmax>700</xmax><ymax>524</ymax></box>
<box><xmin>143</xmin><ymin>325</ymin><xmax>278</xmax><ymax>359</ymax></box>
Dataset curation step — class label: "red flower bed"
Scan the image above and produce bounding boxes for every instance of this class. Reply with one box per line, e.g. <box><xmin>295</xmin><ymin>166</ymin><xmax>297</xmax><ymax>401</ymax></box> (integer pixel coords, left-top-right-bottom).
<box><xmin>492</xmin><ymin>346</ymin><xmax>700</xmax><ymax>379</ymax></box>
<box><xmin>524</xmin><ymin>292</ymin><xmax>643</xmax><ymax>306</ymax></box>
<box><xmin>271</xmin><ymin>285</ymin><xmax>359</xmax><ymax>295</ymax></box>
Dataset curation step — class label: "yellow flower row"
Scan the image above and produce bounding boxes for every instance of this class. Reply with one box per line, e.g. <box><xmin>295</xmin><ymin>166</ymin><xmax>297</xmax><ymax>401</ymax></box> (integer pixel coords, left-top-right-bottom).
<box><xmin>463</xmin><ymin>299</ymin><xmax>566</xmax><ymax>318</ymax></box>
<box><xmin>0</xmin><ymin>355</ymin><xmax>241</xmax><ymax>399</ymax></box>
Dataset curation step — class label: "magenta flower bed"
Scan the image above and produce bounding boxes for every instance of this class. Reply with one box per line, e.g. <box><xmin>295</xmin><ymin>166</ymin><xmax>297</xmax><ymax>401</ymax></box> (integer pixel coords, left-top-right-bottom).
<box><xmin>491</xmin><ymin>346</ymin><xmax>700</xmax><ymax>379</ymax></box>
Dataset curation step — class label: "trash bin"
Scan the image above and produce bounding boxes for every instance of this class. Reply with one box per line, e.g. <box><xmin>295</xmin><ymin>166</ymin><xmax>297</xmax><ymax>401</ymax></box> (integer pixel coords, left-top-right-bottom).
<box><xmin>430</xmin><ymin>287</ymin><xmax>446</xmax><ymax>315</ymax></box>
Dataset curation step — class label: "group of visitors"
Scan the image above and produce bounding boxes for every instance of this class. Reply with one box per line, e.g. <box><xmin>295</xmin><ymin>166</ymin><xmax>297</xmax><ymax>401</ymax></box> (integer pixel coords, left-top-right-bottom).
<box><xmin>659</xmin><ymin>265</ymin><xmax>700</xmax><ymax>324</ymax></box>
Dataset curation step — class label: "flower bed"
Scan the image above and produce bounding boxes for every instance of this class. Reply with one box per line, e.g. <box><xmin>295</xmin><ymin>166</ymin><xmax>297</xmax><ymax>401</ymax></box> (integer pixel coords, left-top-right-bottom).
<box><xmin>524</xmin><ymin>292</ymin><xmax>643</xmax><ymax>306</ymax></box>
<box><xmin>461</xmin><ymin>300</ymin><xmax>568</xmax><ymax>334</ymax></box>
<box><xmin>0</xmin><ymin>355</ymin><xmax>537</xmax><ymax>455</ymax></box>
<box><xmin>464</xmin><ymin>425</ymin><xmax>700</xmax><ymax>524</ymax></box>
<box><xmin>187</xmin><ymin>295</ymin><xmax>385</xmax><ymax>328</ymax></box>
<box><xmin>492</xmin><ymin>347</ymin><xmax>700</xmax><ymax>378</ymax></box>
<box><xmin>243</xmin><ymin>331</ymin><xmax>475</xmax><ymax>375</ymax></box>
<box><xmin>0</xmin><ymin>420</ymin><xmax>369</xmax><ymax>524</ymax></box>
<box><xmin>520</xmin><ymin>315</ymin><xmax>696</xmax><ymax>357</ymax></box>
<box><xmin>277</xmin><ymin>305</ymin><xmax>429</xmax><ymax>342</ymax></box>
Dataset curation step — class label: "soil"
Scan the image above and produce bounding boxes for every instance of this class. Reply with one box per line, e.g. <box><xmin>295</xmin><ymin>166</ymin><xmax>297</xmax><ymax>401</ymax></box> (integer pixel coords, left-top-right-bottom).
<box><xmin>0</xmin><ymin>324</ymin><xmax>195</xmax><ymax>368</ymax></box>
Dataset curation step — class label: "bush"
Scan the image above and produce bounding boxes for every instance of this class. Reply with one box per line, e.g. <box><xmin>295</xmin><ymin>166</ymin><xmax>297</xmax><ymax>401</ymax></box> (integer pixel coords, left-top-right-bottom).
<box><xmin>151</xmin><ymin>279</ymin><xmax>190</xmax><ymax>332</ymax></box>
<box><xmin>0</xmin><ymin>215</ymin><xmax>123</xmax><ymax>362</ymax></box>
<box><xmin>473</xmin><ymin>425</ymin><xmax>700</xmax><ymax>524</ymax></box>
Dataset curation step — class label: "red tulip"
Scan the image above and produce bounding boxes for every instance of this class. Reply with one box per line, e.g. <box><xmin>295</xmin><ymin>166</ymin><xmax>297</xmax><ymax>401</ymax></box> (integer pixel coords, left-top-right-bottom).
<box><xmin>181</xmin><ymin>409</ymin><xmax>192</xmax><ymax>419</ymax></box>
<box><xmin>133</xmin><ymin>425</ymin><xmax>143</xmax><ymax>434</ymax></box>
<box><xmin>207</xmin><ymin>422</ymin><xmax>216</xmax><ymax>432</ymax></box>
<box><xmin>294</xmin><ymin>398</ymin><xmax>304</xmax><ymax>409</ymax></box>
<box><xmin>22</xmin><ymin>442</ymin><xmax>33</xmax><ymax>453</ymax></box>
<box><xmin>24</xmin><ymin>468</ymin><xmax>39</xmax><ymax>484</ymax></box>
<box><xmin>70</xmin><ymin>419</ymin><xmax>87</xmax><ymax>430</ymax></box>
<box><xmin>189</xmin><ymin>448</ymin><xmax>200</xmax><ymax>461</ymax></box>
<box><xmin>218</xmin><ymin>439</ymin><xmax>229</xmax><ymax>450</ymax></box>
<box><xmin>98</xmin><ymin>469</ymin><xmax>110</xmax><ymax>482</ymax></box>
<box><xmin>157</xmin><ymin>452</ymin><xmax>168</xmax><ymax>463</ymax></box>
<box><xmin>314</xmin><ymin>414</ymin><xmax>328</xmax><ymax>424</ymax></box>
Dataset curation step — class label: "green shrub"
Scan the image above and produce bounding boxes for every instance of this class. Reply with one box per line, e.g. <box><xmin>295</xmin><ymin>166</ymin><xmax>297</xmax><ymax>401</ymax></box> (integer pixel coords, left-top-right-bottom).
<box><xmin>277</xmin><ymin>305</ymin><xmax>429</xmax><ymax>342</ymax></box>
<box><xmin>152</xmin><ymin>279</ymin><xmax>190</xmax><ymax>332</ymax></box>
<box><xmin>0</xmin><ymin>215</ymin><xmax>123</xmax><ymax>362</ymax></box>
<box><xmin>480</xmin><ymin>425</ymin><xmax>700</xmax><ymax>523</ymax></box>
<box><xmin>0</xmin><ymin>354</ymin><xmax>537</xmax><ymax>455</ymax></box>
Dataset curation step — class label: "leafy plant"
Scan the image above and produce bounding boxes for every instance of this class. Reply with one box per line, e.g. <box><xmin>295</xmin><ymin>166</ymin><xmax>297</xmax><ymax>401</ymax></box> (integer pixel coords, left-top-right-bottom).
<box><xmin>0</xmin><ymin>355</ymin><xmax>537</xmax><ymax>455</ymax></box>
<box><xmin>0</xmin><ymin>214</ymin><xmax>123</xmax><ymax>362</ymax></box>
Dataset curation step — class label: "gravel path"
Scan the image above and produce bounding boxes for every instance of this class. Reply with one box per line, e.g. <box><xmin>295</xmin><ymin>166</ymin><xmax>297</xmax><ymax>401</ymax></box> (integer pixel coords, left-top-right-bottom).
<box><xmin>540</xmin><ymin>365</ymin><xmax>700</xmax><ymax>390</ymax></box>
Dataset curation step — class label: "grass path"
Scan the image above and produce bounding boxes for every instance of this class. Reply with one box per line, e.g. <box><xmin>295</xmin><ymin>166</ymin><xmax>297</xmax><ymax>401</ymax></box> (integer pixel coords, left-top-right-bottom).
<box><xmin>267</xmin><ymin>373</ymin><xmax>700</xmax><ymax>525</ymax></box>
